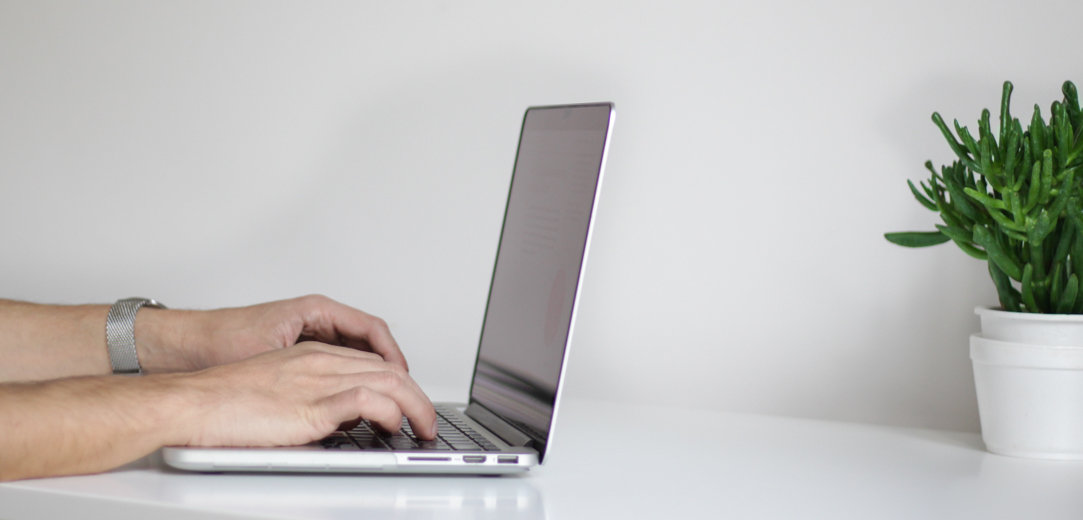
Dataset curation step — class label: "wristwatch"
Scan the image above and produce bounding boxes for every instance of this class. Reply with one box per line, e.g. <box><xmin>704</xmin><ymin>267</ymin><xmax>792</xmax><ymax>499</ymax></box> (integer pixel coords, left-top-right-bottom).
<box><xmin>105</xmin><ymin>297</ymin><xmax>167</xmax><ymax>375</ymax></box>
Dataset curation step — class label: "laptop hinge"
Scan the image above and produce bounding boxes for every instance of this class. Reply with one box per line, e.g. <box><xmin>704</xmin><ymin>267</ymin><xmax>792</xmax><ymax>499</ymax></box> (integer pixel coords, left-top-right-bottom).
<box><xmin>464</xmin><ymin>403</ymin><xmax>534</xmax><ymax>448</ymax></box>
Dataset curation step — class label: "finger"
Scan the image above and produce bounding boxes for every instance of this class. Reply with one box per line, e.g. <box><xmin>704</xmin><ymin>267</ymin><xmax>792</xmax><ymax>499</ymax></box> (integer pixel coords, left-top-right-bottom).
<box><xmin>292</xmin><ymin>341</ymin><xmax>384</xmax><ymax>363</ymax></box>
<box><xmin>320</xmin><ymin>386</ymin><xmax>404</xmax><ymax>435</ymax></box>
<box><xmin>290</xmin><ymin>348</ymin><xmax>434</xmax><ymax>433</ymax></box>
<box><xmin>346</xmin><ymin>317</ymin><xmax>409</xmax><ymax>372</ymax></box>
<box><xmin>278</xmin><ymin>343</ymin><xmax>418</xmax><ymax>397</ymax></box>
<box><xmin>297</xmin><ymin>297</ymin><xmax>410</xmax><ymax>371</ymax></box>
<box><xmin>344</xmin><ymin>370</ymin><xmax>437</xmax><ymax>440</ymax></box>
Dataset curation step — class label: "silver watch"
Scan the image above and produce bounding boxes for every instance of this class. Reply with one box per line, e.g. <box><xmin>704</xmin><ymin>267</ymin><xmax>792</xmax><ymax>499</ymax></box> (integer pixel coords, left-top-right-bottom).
<box><xmin>105</xmin><ymin>297</ymin><xmax>167</xmax><ymax>375</ymax></box>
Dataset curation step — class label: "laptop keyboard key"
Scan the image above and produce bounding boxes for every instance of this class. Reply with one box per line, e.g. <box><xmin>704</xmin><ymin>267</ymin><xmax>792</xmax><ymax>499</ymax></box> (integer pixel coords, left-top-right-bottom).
<box><xmin>319</xmin><ymin>432</ymin><xmax>359</xmax><ymax>450</ymax></box>
<box><xmin>383</xmin><ymin>434</ymin><xmax>418</xmax><ymax>450</ymax></box>
<box><xmin>353</xmin><ymin>437</ymin><xmax>385</xmax><ymax>449</ymax></box>
<box><xmin>337</xmin><ymin>405</ymin><xmax>505</xmax><ymax>453</ymax></box>
<box><xmin>447</xmin><ymin>438</ymin><xmax>482</xmax><ymax>450</ymax></box>
<box><xmin>474</xmin><ymin>438</ymin><xmax>499</xmax><ymax>451</ymax></box>
<box><xmin>417</xmin><ymin>438</ymin><xmax>452</xmax><ymax>451</ymax></box>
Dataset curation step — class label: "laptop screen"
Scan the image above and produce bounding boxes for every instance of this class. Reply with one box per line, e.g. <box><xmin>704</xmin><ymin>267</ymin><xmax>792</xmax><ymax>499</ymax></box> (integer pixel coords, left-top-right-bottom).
<box><xmin>468</xmin><ymin>103</ymin><xmax>614</xmax><ymax>459</ymax></box>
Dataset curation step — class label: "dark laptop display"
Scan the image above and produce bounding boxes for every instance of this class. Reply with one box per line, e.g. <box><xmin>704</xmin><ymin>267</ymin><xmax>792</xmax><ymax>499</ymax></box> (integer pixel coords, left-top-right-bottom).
<box><xmin>469</xmin><ymin>104</ymin><xmax>614</xmax><ymax>461</ymax></box>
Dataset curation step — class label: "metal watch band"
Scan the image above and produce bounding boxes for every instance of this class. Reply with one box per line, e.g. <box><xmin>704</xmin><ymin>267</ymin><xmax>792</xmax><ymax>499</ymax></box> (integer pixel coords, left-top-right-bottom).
<box><xmin>105</xmin><ymin>297</ymin><xmax>166</xmax><ymax>375</ymax></box>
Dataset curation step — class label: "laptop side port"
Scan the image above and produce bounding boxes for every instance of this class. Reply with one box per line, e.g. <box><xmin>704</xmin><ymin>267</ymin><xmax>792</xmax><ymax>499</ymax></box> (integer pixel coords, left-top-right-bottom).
<box><xmin>462</xmin><ymin>455</ymin><xmax>487</xmax><ymax>463</ymax></box>
<box><xmin>497</xmin><ymin>455</ymin><xmax>519</xmax><ymax>464</ymax></box>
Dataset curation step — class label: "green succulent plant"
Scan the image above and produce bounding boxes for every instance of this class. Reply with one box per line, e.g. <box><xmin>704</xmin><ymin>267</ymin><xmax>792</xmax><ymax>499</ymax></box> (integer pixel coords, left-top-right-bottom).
<box><xmin>886</xmin><ymin>80</ymin><xmax>1083</xmax><ymax>313</ymax></box>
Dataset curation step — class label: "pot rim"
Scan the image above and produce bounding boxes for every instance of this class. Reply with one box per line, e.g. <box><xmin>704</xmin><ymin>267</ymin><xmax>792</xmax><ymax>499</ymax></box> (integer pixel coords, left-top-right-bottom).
<box><xmin>976</xmin><ymin>306</ymin><xmax>1083</xmax><ymax>323</ymax></box>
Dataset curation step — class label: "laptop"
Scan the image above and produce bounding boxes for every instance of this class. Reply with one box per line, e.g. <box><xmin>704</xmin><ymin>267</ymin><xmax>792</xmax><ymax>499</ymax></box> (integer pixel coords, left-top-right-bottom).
<box><xmin>163</xmin><ymin>102</ymin><xmax>616</xmax><ymax>475</ymax></box>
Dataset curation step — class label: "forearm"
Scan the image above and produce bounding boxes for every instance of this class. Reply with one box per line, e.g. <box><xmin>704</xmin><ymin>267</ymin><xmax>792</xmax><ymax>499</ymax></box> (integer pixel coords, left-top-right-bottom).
<box><xmin>0</xmin><ymin>295</ymin><xmax>408</xmax><ymax>383</ymax></box>
<box><xmin>0</xmin><ymin>374</ymin><xmax>193</xmax><ymax>481</ymax></box>
<box><xmin>0</xmin><ymin>342</ymin><xmax>437</xmax><ymax>481</ymax></box>
<box><xmin>0</xmin><ymin>300</ymin><xmax>111</xmax><ymax>381</ymax></box>
<box><xmin>0</xmin><ymin>299</ymin><xmax>203</xmax><ymax>382</ymax></box>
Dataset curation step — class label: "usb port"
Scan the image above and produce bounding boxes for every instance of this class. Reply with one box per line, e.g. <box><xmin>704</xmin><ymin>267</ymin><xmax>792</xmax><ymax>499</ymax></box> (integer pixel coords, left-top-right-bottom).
<box><xmin>497</xmin><ymin>456</ymin><xmax>519</xmax><ymax>464</ymax></box>
<box><xmin>463</xmin><ymin>455</ymin><xmax>486</xmax><ymax>463</ymax></box>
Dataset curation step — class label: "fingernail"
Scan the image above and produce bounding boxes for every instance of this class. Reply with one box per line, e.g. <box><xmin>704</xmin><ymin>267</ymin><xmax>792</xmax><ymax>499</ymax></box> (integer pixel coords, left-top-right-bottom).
<box><xmin>431</xmin><ymin>417</ymin><xmax>439</xmax><ymax>438</ymax></box>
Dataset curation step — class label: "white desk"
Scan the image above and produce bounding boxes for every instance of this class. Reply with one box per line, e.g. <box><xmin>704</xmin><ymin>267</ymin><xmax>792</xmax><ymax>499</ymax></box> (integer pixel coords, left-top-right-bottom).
<box><xmin>3</xmin><ymin>394</ymin><xmax>1083</xmax><ymax>519</ymax></box>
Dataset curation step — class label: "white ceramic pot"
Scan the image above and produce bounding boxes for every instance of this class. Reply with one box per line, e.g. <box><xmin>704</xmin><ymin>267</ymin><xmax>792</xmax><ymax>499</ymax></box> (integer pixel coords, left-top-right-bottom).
<box><xmin>971</xmin><ymin>306</ymin><xmax>1083</xmax><ymax>459</ymax></box>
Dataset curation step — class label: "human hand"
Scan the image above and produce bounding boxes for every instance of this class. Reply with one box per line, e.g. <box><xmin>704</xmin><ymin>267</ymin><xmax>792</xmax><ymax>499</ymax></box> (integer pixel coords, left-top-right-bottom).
<box><xmin>172</xmin><ymin>342</ymin><xmax>437</xmax><ymax>447</ymax></box>
<box><xmin>0</xmin><ymin>340</ymin><xmax>435</xmax><ymax>481</ymax></box>
<box><xmin>137</xmin><ymin>295</ymin><xmax>407</xmax><ymax>374</ymax></box>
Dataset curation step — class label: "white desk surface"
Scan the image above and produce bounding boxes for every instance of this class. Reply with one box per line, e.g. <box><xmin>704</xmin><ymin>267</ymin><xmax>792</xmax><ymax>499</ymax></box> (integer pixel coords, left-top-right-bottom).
<box><xmin>3</xmin><ymin>388</ymin><xmax>1083</xmax><ymax>520</ymax></box>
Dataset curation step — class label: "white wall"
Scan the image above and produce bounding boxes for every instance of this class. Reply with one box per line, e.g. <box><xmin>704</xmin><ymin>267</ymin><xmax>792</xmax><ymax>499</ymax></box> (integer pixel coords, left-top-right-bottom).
<box><xmin>2</xmin><ymin>0</ymin><xmax>1079</xmax><ymax>432</ymax></box>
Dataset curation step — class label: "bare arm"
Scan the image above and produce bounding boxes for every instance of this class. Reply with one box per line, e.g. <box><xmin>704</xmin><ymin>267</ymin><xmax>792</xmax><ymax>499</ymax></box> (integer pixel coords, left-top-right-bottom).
<box><xmin>0</xmin><ymin>300</ymin><xmax>112</xmax><ymax>381</ymax></box>
<box><xmin>0</xmin><ymin>342</ymin><xmax>437</xmax><ymax>482</ymax></box>
<box><xmin>0</xmin><ymin>373</ymin><xmax>188</xmax><ymax>479</ymax></box>
<box><xmin>0</xmin><ymin>295</ymin><xmax>434</xmax><ymax>481</ymax></box>
<box><xmin>0</xmin><ymin>295</ymin><xmax>409</xmax><ymax>382</ymax></box>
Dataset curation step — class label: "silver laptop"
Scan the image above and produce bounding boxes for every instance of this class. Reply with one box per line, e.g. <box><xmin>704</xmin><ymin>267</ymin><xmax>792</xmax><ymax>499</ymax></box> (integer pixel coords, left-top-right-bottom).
<box><xmin>163</xmin><ymin>102</ymin><xmax>616</xmax><ymax>475</ymax></box>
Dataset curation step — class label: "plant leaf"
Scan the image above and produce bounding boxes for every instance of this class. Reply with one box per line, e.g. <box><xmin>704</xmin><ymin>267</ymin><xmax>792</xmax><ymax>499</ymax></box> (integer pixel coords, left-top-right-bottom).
<box><xmin>974</xmin><ymin>225</ymin><xmax>1023</xmax><ymax>280</ymax></box>
<box><xmin>907</xmin><ymin>180</ymin><xmax>938</xmax><ymax>211</ymax></box>
<box><xmin>932</xmin><ymin>112</ymin><xmax>972</xmax><ymax>164</ymax></box>
<box><xmin>1058</xmin><ymin>274</ymin><xmax>1080</xmax><ymax>314</ymax></box>
<box><xmin>935</xmin><ymin>224</ymin><xmax>988</xmax><ymax>260</ymax></box>
<box><xmin>1021</xmin><ymin>263</ymin><xmax>1041</xmax><ymax>312</ymax></box>
<box><xmin>989</xmin><ymin>262</ymin><xmax>1022</xmax><ymax>312</ymax></box>
<box><xmin>884</xmin><ymin>231</ymin><xmax>950</xmax><ymax>247</ymax></box>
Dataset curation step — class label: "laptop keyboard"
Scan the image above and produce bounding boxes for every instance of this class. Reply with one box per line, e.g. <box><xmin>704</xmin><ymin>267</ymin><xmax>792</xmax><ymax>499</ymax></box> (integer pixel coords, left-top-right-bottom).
<box><xmin>320</xmin><ymin>404</ymin><xmax>500</xmax><ymax>452</ymax></box>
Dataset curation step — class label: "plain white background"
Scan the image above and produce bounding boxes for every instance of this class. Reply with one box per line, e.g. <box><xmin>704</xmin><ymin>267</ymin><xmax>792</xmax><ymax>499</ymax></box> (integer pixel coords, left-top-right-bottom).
<box><xmin>2</xmin><ymin>0</ymin><xmax>1080</xmax><ymax>432</ymax></box>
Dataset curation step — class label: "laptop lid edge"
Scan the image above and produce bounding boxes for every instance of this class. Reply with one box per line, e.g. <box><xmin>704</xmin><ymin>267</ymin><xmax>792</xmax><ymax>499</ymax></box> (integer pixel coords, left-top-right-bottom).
<box><xmin>464</xmin><ymin>102</ymin><xmax>616</xmax><ymax>463</ymax></box>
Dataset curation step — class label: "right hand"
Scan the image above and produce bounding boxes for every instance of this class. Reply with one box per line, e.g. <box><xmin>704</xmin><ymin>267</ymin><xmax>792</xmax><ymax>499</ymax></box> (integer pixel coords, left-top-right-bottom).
<box><xmin>173</xmin><ymin>342</ymin><xmax>437</xmax><ymax>447</ymax></box>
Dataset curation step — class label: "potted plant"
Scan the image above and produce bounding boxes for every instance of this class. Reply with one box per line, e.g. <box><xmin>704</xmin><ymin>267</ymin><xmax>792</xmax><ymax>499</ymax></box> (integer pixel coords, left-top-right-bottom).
<box><xmin>886</xmin><ymin>80</ymin><xmax>1083</xmax><ymax>459</ymax></box>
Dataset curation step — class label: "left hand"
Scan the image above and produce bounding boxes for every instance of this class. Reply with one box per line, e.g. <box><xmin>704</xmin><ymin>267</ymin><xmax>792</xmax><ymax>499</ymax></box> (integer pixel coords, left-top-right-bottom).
<box><xmin>136</xmin><ymin>295</ymin><xmax>408</xmax><ymax>373</ymax></box>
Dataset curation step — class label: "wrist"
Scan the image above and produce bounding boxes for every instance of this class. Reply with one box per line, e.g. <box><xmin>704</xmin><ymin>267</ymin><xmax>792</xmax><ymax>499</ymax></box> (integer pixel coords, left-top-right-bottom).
<box><xmin>159</xmin><ymin>368</ymin><xmax>233</xmax><ymax>447</ymax></box>
<box><xmin>134</xmin><ymin>308</ymin><xmax>203</xmax><ymax>373</ymax></box>
<box><xmin>136</xmin><ymin>372</ymin><xmax>204</xmax><ymax>447</ymax></box>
